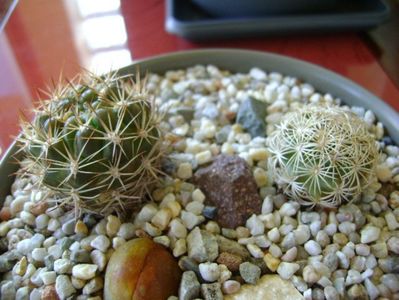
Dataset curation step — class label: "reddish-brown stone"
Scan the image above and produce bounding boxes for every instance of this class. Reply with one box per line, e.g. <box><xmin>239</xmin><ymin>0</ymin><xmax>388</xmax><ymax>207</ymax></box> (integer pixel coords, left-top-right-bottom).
<box><xmin>217</xmin><ymin>252</ymin><xmax>243</xmax><ymax>272</ymax></box>
<box><xmin>41</xmin><ymin>284</ymin><xmax>60</xmax><ymax>300</ymax></box>
<box><xmin>193</xmin><ymin>155</ymin><xmax>262</xmax><ymax>228</ymax></box>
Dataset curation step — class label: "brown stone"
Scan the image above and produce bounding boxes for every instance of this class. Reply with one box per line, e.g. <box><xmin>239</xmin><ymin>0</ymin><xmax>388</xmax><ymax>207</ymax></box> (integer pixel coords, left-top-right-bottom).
<box><xmin>41</xmin><ymin>284</ymin><xmax>60</xmax><ymax>300</ymax></box>
<box><xmin>193</xmin><ymin>155</ymin><xmax>262</xmax><ymax>228</ymax></box>
<box><xmin>379</xmin><ymin>182</ymin><xmax>396</xmax><ymax>198</ymax></box>
<box><xmin>0</xmin><ymin>207</ymin><xmax>11</xmax><ymax>221</ymax></box>
<box><xmin>217</xmin><ymin>252</ymin><xmax>243</xmax><ymax>272</ymax></box>
<box><xmin>30</xmin><ymin>201</ymin><xmax>48</xmax><ymax>216</ymax></box>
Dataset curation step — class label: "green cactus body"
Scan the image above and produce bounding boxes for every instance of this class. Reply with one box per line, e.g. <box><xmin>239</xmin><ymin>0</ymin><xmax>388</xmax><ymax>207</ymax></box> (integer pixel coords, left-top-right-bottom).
<box><xmin>19</xmin><ymin>73</ymin><xmax>163</xmax><ymax>216</ymax></box>
<box><xmin>268</xmin><ymin>106</ymin><xmax>378</xmax><ymax>207</ymax></box>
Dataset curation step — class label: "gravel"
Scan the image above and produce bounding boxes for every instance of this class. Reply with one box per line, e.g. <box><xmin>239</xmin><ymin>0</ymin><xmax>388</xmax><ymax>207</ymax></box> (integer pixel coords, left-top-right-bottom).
<box><xmin>1</xmin><ymin>65</ymin><xmax>399</xmax><ymax>299</ymax></box>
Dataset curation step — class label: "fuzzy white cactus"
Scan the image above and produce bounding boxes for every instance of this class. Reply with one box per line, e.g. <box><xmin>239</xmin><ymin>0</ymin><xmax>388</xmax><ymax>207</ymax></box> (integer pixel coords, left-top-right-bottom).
<box><xmin>268</xmin><ymin>106</ymin><xmax>379</xmax><ymax>207</ymax></box>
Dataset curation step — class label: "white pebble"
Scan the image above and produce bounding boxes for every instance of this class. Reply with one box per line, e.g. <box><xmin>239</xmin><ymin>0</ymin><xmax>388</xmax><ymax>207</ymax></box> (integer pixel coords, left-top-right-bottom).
<box><xmin>20</xmin><ymin>211</ymin><xmax>35</xmax><ymax>226</ymax></box>
<box><xmin>47</xmin><ymin>218</ymin><xmax>61</xmax><ymax>232</ymax></box>
<box><xmin>345</xmin><ymin>269</ymin><xmax>362</xmax><ymax>286</ymax></box>
<box><xmin>173</xmin><ymin>238</ymin><xmax>187</xmax><ymax>257</ymax></box>
<box><xmin>304</xmin><ymin>240</ymin><xmax>322</xmax><ymax>256</ymax></box>
<box><xmin>324</xmin><ymin>224</ymin><xmax>337</xmax><ymax>236</ymax></box>
<box><xmin>364</xmin><ymin>278</ymin><xmax>380</xmax><ymax>300</ymax></box>
<box><xmin>117</xmin><ymin>223</ymin><xmax>136</xmax><ymax>240</ymax></box>
<box><xmin>72</xmin><ymin>264</ymin><xmax>98</xmax><ymax>280</ymax></box>
<box><xmin>195</xmin><ymin>150</ymin><xmax>212</xmax><ymax>165</ymax></box>
<box><xmin>32</xmin><ymin>248</ymin><xmax>47</xmax><ymax>262</ymax></box>
<box><xmin>261</xmin><ymin>196</ymin><xmax>274</xmax><ymax>214</ymax></box>
<box><xmin>360</xmin><ymin>226</ymin><xmax>380</xmax><ymax>243</ymax></box>
<box><xmin>277</xmin><ymin>262</ymin><xmax>300</xmax><ymax>280</ymax></box>
<box><xmin>246</xmin><ymin>214</ymin><xmax>264</xmax><ymax>236</ymax></box>
<box><xmin>40</xmin><ymin>271</ymin><xmax>56</xmax><ymax>285</ymax></box>
<box><xmin>54</xmin><ymin>259</ymin><xmax>73</xmax><ymax>274</ymax></box>
<box><xmin>89</xmin><ymin>251</ymin><xmax>106</xmax><ymax>274</ymax></box>
<box><xmin>35</xmin><ymin>214</ymin><xmax>50</xmax><ymax>230</ymax></box>
<box><xmin>177</xmin><ymin>162</ymin><xmax>193</xmax><ymax>179</ymax></box>
<box><xmin>181</xmin><ymin>211</ymin><xmax>203</xmax><ymax>230</ymax></box>
<box><xmin>247</xmin><ymin>244</ymin><xmax>264</xmax><ymax>258</ymax></box>
<box><xmin>385</xmin><ymin>212</ymin><xmax>399</xmax><ymax>230</ymax></box>
<box><xmin>387</xmin><ymin>237</ymin><xmax>399</xmax><ymax>254</ymax></box>
<box><xmin>269</xmin><ymin>244</ymin><xmax>282</xmax><ymax>258</ymax></box>
<box><xmin>29</xmin><ymin>288</ymin><xmax>42</xmax><ymax>300</ymax></box>
<box><xmin>185</xmin><ymin>201</ymin><xmax>204</xmax><ymax>215</ymax></box>
<box><xmin>199</xmin><ymin>262</ymin><xmax>220</xmax><ymax>282</ymax></box>
<box><xmin>250</xmin><ymin>67</ymin><xmax>267</xmax><ymax>81</ymax></box>
<box><xmin>281</xmin><ymin>247</ymin><xmax>297</xmax><ymax>262</ymax></box>
<box><xmin>376</xmin><ymin>163</ymin><xmax>392</xmax><ymax>182</ymax></box>
<box><xmin>192</xmin><ymin>189</ymin><xmax>206</xmax><ymax>203</ymax></box>
<box><xmin>106</xmin><ymin>215</ymin><xmax>121</xmax><ymax>237</ymax></box>
<box><xmin>222</xmin><ymin>280</ymin><xmax>241</xmax><ymax>294</ymax></box>
<box><xmin>303</xmin><ymin>288</ymin><xmax>312</xmax><ymax>300</ymax></box>
<box><xmin>151</xmin><ymin>208</ymin><xmax>172</xmax><ymax>230</ymax></box>
<box><xmin>48</xmin><ymin>244</ymin><xmax>63</xmax><ymax>259</ymax></box>
<box><xmin>90</xmin><ymin>235</ymin><xmax>111</xmax><ymax>252</ymax></box>
<box><xmin>169</xmin><ymin>218</ymin><xmax>187</xmax><ymax>239</ymax></box>
<box><xmin>294</xmin><ymin>225</ymin><xmax>310</xmax><ymax>245</ymax></box>
<box><xmin>324</xmin><ymin>286</ymin><xmax>339</xmax><ymax>300</ymax></box>
<box><xmin>338</xmin><ymin>222</ymin><xmax>356</xmax><ymax>235</ymax></box>
<box><xmin>267</xmin><ymin>227</ymin><xmax>280</xmax><ymax>242</ymax></box>
<box><xmin>279</xmin><ymin>202</ymin><xmax>299</xmax><ymax>217</ymax></box>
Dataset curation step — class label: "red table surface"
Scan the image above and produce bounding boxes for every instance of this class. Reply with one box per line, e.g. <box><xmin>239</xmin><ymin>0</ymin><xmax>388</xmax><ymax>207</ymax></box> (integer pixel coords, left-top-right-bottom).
<box><xmin>0</xmin><ymin>0</ymin><xmax>398</xmax><ymax>157</ymax></box>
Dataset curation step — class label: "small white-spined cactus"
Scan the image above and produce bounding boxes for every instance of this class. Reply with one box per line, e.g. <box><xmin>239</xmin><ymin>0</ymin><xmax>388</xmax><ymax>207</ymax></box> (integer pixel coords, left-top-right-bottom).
<box><xmin>268</xmin><ymin>106</ymin><xmax>379</xmax><ymax>207</ymax></box>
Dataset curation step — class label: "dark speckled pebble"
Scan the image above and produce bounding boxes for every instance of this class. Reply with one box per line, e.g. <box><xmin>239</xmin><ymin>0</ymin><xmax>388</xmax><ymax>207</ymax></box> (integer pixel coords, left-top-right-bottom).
<box><xmin>202</xmin><ymin>206</ymin><xmax>218</xmax><ymax>220</ymax></box>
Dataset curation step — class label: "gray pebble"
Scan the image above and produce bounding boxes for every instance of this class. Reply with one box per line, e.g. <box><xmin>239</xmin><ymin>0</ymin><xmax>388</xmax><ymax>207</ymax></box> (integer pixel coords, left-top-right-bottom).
<box><xmin>0</xmin><ymin>281</ymin><xmax>16</xmax><ymax>300</ymax></box>
<box><xmin>239</xmin><ymin>262</ymin><xmax>261</xmax><ymax>284</ymax></box>
<box><xmin>236</xmin><ymin>97</ymin><xmax>266</xmax><ymax>138</ymax></box>
<box><xmin>62</xmin><ymin>219</ymin><xmax>76</xmax><ymax>235</ymax></box>
<box><xmin>215</xmin><ymin>126</ymin><xmax>231</xmax><ymax>144</ymax></box>
<box><xmin>347</xmin><ymin>284</ymin><xmax>368</xmax><ymax>300</ymax></box>
<box><xmin>201</xmin><ymin>282</ymin><xmax>223</xmax><ymax>300</ymax></box>
<box><xmin>312</xmin><ymin>287</ymin><xmax>325</xmax><ymax>300</ymax></box>
<box><xmin>187</xmin><ymin>227</ymin><xmax>218</xmax><ymax>263</ymax></box>
<box><xmin>379</xmin><ymin>257</ymin><xmax>399</xmax><ymax>273</ymax></box>
<box><xmin>301</xmin><ymin>212</ymin><xmax>320</xmax><ymax>224</ymax></box>
<box><xmin>56</xmin><ymin>275</ymin><xmax>76</xmax><ymax>299</ymax></box>
<box><xmin>71</xmin><ymin>250</ymin><xmax>91</xmax><ymax>263</ymax></box>
<box><xmin>44</xmin><ymin>255</ymin><xmax>55</xmax><ymax>271</ymax></box>
<box><xmin>54</xmin><ymin>258</ymin><xmax>73</xmax><ymax>274</ymax></box>
<box><xmin>380</xmin><ymin>274</ymin><xmax>399</xmax><ymax>293</ymax></box>
<box><xmin>179</xmin><ymin>256</ymin><xmax>200</xmax><ymax>278</ymax></box>
<box><xmin>179</xmin><ymin>271</ymin><xmax>201</xmax><ymax>300</ymax></box>
<box><xmin>59</xmin><ymin>237</ymin><xmax>74</xmax><ymax>252</ymax></box>
<box><xmin>15</xmin><ymin>286</ymin><xmax>29</xmax><ymax>300</ymax></box>
<box><xmin>0</xmin><ymin>255</ymin><xmax>12</xmax><ymax>272</ymax></box>
<box><xmin>323</xmin><ymin>253</ymin><xmax>338</xmax><ymax>271</ymax></box>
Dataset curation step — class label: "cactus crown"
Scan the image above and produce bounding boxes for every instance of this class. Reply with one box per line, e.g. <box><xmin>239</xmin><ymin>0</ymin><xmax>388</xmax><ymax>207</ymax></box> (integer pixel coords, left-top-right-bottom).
<box><xmin>18</xmin><ymin>71</ymin><xmax>164</xmax><ymax>217</ymax></box>
<box><xmin>268</xmin><ymin>106</ymin><xmax>379</xmax><ymax>207</ymax></box>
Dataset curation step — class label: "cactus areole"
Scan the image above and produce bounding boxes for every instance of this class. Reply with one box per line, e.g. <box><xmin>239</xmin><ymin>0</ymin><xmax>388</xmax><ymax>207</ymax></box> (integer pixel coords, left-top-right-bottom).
<box><xmin>18</xmin><ymin>72</ymin><xmax>164</xmax><ymax>217</ymax></box>
<box><xmin>268</xmin><ymin>106</ymin><xmax>379</xmax><ymax>208</ymax></box>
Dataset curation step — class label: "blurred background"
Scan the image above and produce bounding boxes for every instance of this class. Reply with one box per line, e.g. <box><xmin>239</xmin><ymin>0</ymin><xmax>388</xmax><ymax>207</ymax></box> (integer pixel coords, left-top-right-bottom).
<box><xmin>0</xmin><ymin>0</ymin><xmax>398</xmax><ymax>157</ymax></box>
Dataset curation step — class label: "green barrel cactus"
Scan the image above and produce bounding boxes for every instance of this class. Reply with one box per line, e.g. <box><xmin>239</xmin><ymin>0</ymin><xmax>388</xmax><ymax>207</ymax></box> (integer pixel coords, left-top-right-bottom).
<box><xmin>268</xmin><ymin>106</ymin><xmax>378</xmax><ymax>207</ymax></box>
<box><xmin>18</xmin><ymin>72</ymin><xmax>164</xmax><ymax>216</ymax></box>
